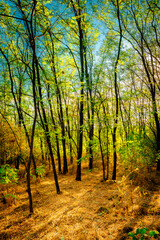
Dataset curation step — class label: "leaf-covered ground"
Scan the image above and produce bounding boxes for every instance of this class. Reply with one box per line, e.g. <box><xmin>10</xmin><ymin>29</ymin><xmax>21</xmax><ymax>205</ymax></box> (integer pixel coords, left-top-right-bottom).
<box><xmin>0</xmin><ymin>163</ymin><xmax>160</xmax><ymax>240</ymax></box>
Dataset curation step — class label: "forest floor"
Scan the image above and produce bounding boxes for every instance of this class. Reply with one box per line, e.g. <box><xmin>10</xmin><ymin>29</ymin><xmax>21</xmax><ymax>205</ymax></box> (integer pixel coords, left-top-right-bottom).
<box><xmin>0</xmin><ymin>162</ymin><xmax>160</xmax><ymax>240</ymax></box>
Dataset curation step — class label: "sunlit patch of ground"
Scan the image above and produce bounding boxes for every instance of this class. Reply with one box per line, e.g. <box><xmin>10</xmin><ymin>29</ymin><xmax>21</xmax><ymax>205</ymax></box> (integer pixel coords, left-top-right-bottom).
<box><xmin>0</xmin><ymin>164</ymin><xmax>160</xmax><ymax>240</ymax></box>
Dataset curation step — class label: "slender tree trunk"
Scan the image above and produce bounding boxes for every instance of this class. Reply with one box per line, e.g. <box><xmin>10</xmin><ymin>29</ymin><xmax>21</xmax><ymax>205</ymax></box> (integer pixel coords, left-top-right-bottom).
<box><xmin>101</xmin><ymin>101</ymin><xmax>110</xmax><ymax>180</ymax></box>
<box><xmin>15</xmin><ymin>75</ymin><xmax>22</xmax><ymax>170</ymax></box>
<box><xmin>112</xmin><ymin>0</ymin><xmax>122</xmax><ymax>180</ymax></box>
<box><xmin>48</xmin><ymin>33</ymin><xmax>68</xmax><ymax>174</ymax></box>
<box><xmin>97</xmin><ymin>93</ymin><xmax>110</xmax><ymax>180</ymax></box>
<box><xmin>70</xmin><ymin>0</ymin><xmax>85</xmax><ymax>181</ymax></box>
<box><xmin>40</xmin><ymin>137</ymin><xmax>45</xmax><ymax>163</ymax></box>
<box><xmin>36</xmin><ymin>60</ymin><xmax>61</xmax><ymax>193</ymax></box>
<box><xmin>47</xmin><ymin>85</ymin><xmax>62</xmax><ymax>173</ymax></box>
<box><xmin>65</xmin><ymin>103</ymin><xmax>73</xmax><ymax>164</ymax></box>
<box><xmin>76</xmin><ymin>40</ymin><xmax>84</xmax><ymax>180</ymax></box>
<box><xmin>84</xmin><ymin>46</ymin><xmax>94</xmax><ymax>170</ymax></box>
<box><xmin>97</xmin><ymin>111</ymin><xmax>106</xmax><ymax>181</ymax></box>
<box><xmin>27</xmin><ymin>0</ymin><xmax>60</xmax><ymax>193</ymax></box>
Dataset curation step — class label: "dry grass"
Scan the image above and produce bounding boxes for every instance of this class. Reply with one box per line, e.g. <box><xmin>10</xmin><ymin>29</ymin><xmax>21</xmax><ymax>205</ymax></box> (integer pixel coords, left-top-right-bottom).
<box><xmin>0</xmin><ymin>162</ymin><xmax>160</xmax><ymax>240</ymax></box>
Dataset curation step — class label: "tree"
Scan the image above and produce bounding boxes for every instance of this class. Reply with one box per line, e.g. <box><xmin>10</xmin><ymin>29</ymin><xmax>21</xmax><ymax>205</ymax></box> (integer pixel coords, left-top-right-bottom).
<box><xmin>119</xmin><ymin>0</ymin><xmax>160</xmax><ymax>170</ymax></box>
<box><xmin>69</xmin><ymin>0</ymin><xmax>85</xmax><ymax>181</ymax></box>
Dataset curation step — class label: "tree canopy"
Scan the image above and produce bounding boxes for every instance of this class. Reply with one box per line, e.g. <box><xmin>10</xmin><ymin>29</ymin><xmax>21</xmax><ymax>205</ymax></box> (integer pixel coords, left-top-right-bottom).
<box><xmin>0</xmin><ymin>0</ymin><xmax>160</xmax><ymax>213</ymax></box>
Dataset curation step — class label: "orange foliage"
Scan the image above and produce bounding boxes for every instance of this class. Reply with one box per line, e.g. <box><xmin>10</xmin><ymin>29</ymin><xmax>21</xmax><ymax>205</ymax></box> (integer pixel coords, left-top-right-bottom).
<box><xmin>0</xmin><ymin>117</ymin><xmax>28</xmax><ymax>165</ymax></box>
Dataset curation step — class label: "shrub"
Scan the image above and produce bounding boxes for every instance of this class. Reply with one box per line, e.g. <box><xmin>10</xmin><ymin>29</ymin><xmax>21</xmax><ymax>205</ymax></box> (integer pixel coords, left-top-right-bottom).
<box><xmin>119</xmin><ymin>131</ymin><xmax>157</xmax><ymax>168</ymax></box>
<box><xmin>36</xmin><ymin>165</ymin><xmax>46</xmax><ymax>178</ymax></box>
<box><xmin>0</xmin><ymin>164</ymin><xmax>19</xmax><ymax>184</ymax></box>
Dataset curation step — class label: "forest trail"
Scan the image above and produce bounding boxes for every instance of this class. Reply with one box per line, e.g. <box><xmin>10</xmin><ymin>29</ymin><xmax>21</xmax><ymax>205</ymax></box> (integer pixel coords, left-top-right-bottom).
<box><xmin>0</xmin><ymin>166</ymin><xmax>160</xmax><ymax>240</ymax></box>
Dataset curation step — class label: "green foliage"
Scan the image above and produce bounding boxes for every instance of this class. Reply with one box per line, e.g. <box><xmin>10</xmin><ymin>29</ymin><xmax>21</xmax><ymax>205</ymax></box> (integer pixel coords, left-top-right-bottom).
<box><xmin>119</xmin><ymin>131</ymin><xmax>157</xmax><ymax>167</ymax></box>
<box><xmin>0</xmin><ymin>164</ymin><xmax>19</xmax><ymax>184</ymax></box>
<box><xmin>6</xmin><ymin>193</ymin><xmax>17</xmax><ymax>199</ymax></box>
<box><xmin>128</xmin><ymin>228</ymin><xmax>159</xmax><ymax>239</ymax></box>
<box><xmin>156</xmin><ymin>151</ymin><xmax>160</xmax><ymax>164</ymax></box>
<box><xmin>30</xmin><ymin>173</ymin><xmax>36</xmax><ymax>181</ymax></box>
<box><xmin>76</xmin><ymin>155</ymin><xmax>90</xmax><ymax>164</ymax></box>
<box><xmin>86</xmin><ymin>169</ymin><xmax>92</xmax><ymax>173</ymax></box>
<box><xmin>25</xmin><ymin>166</ymin><xmax>46</xmax><ymax>180</ymax></box>
<box><xmin>36</xmin><ymin>165</ymin><xmax>46</xmax><ymax>178</ymax></box>
<box><xmin>149</xmin><ymin>231</ymin><xmax>160</xmax><ymax>237</ymax></box>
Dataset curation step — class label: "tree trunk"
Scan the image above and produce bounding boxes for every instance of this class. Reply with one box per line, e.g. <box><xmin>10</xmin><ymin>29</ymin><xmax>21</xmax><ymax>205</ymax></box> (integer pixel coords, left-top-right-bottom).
<box><xmin>112</xmin><ymin>0</ymin><xmax>122</xmax><ymax>180</ymax></box>
<box><xmin>97</xmin><ymin>111</ymin><xmax>106</xmax><ymax>181</ymax></box>
<box><xmin>84</xmin><ymin>44</ymin><xmax>94</xmax><ymax>170</ymax></box>
<box><xmin>48</xmin><ymin>33</ymin><xmax>68</xmax><ymax>174</ymax></box>
<box><xmin>47</xmin><ymin>84</ymin><xmax>62</xmax><ymax>173</ymax></box>
<box><xmin>70</xmin><ymin>0</ymin><xmax>85</xmax><ymax>181</ymax></box>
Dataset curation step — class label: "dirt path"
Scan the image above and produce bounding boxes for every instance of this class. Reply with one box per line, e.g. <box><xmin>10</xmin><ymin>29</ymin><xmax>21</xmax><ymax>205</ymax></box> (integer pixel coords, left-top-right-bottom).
<box><xmin>0</xmin><ymin>168</ymin><xmax>160</xmax><ymax>240</ymax></box>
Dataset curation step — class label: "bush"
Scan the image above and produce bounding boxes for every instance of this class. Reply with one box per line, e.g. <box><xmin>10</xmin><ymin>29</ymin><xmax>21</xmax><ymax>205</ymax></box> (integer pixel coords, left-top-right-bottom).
<box><xmin>0</xmin><ymin>164</ymin><xmax>19</xmax><ymax>184</ymax></box>
<box><xmin>36</xmin><ymin>165</ymin><xmax>46</xmax><ymax>178</ymax></box>
<box><xmin>119</xmin><ymin>131</ymin><xmax>157</xmax><ymax>168</ymax></box>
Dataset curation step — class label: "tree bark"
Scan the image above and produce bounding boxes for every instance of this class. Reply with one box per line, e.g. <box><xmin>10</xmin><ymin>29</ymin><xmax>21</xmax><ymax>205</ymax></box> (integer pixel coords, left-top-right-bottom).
<box><xmin>112</xmin><ymin>0</ymin><xmax>122</xmax><ymax>180</ymax></box>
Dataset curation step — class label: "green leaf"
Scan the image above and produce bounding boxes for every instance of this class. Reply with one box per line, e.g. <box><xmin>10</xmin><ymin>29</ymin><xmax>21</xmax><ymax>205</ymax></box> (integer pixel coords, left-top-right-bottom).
<box><xmin>135</xmin><ymin>228</ymin><xmax>140</xmax><ymax>235</ymax></box>
<box><xmin>98</xmin><ymin>212</ymin><xmax>103</xmax><ymax>216</ymax></box>
<box><xmin>36</xmin><ymin>165</ymin><xmax>46</xmax><ymax>178</ymax></box>
<box><xmin>139</xmin><ymin>228</ymin><xmax>147</xmax><ymax>235</ymax></box>
<box><xmin>149</xmin><ymin>230</ymin><xmax>159</xmax><ymax>237</ymax></box>
<box><xmin>6</xmin><ymin>194</ymin><xmax>17</xmax><ymax>199</ymax></box>
<box><xmin>135</xmin><ymin>228</ymin><xmax>147</xmax><ymax>236</ymax></box>
<box><xmin>86</xmin><ymin>169</ymin><xmax>92</xmax><ymax>173</ymax></box>
<box><xmin>30</xmin><ymin>174</ymin><xmax>36</xmax><ymax>181</ymax></box>
<box><xmin>0</xmin><ymin>165</ymin><xmax>19</xmax><ymax>184</ymax></box>
<box><xmin>128</xmin><ymin>232</ymin><xmax>135</xmax><ymax>237</ymax></box>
